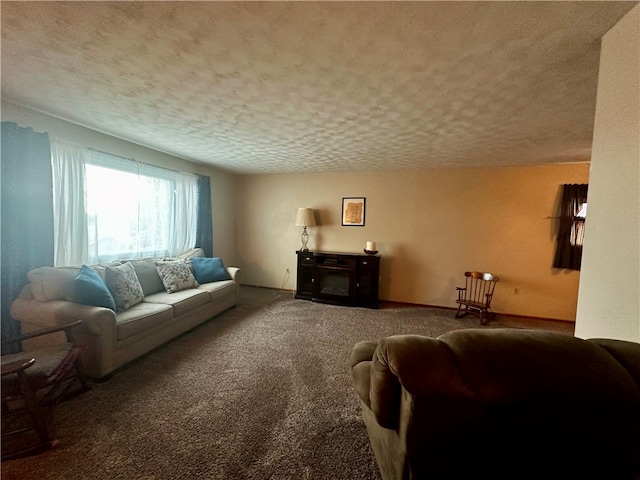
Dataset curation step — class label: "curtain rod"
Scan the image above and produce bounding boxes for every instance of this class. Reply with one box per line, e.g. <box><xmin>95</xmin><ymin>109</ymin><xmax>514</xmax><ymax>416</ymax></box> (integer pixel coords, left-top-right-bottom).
<box><xmin>85</xmin><ymin>147</ymin><xmax>186</xmax><ymax>176</ymax></box>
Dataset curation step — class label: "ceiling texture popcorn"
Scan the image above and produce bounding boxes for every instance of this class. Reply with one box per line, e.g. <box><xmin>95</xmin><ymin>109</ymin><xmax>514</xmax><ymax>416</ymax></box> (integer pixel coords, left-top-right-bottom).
<box><xmin>1</xmin><ymin>1</ymin><xmax>635</xmax><ymax>174</ymax></box>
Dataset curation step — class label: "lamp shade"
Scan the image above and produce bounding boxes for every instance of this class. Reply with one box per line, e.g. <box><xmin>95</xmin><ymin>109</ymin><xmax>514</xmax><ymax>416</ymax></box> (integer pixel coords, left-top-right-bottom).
<box><xmin>295</xmin><ymin>208</ymin><xmax>316</xmax><ymax>227</ymax></box>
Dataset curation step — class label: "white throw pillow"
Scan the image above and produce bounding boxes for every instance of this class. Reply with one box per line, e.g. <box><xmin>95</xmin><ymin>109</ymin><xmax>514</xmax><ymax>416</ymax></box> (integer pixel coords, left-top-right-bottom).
<box><xmin>155</xmin><ymin>260</ymin><xmax>199</xmax><ymax>293</ymax></box>
<box><xmin>105</xmin><ymin>262</ymin><xmax>144</xmax><ymax>311</ymax></box>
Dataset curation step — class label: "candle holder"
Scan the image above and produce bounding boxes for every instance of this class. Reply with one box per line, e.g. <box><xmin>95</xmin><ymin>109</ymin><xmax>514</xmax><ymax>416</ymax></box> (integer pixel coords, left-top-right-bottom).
<box><xmin>363</xmin><ymin>249</ymin><xmax>378</xmax><ymax>255</ymax></box>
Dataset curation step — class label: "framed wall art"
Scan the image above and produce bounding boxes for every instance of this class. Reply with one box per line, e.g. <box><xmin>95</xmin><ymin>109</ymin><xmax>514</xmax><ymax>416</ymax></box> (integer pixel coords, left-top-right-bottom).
<box><xmin>342</xmin><ymin>197</ymin><xmax>366</xmax><ymax>226</ymax></box>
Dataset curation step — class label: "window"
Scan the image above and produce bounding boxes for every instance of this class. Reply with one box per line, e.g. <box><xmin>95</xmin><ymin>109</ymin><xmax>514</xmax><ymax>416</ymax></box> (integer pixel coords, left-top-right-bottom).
<box><xmin>553</xmin><ymin>184</ymin><xmax>588</xmax><ymax>270</ymax></box>
<box><xmin>51</xmin><ymin>142</ymin><xmax>198</xmax><ymax>266</ymax></box>
<box><xmin>84</xmin><ymin>150</ymin><xmax>198</xmax><ymax>264</ymax></box>
<box><xmin>570</xmin><ymin>202</ymin><xmax>587</xmax><ymax>247</ymax></box>
<box><xmin>85</xmin><ymin>163</ymin><xmax>171</xmax><ymax>262</ymax></box>
<box><xmin>575</xmin><ymin>203</ymin><xmax>587</xmax><ymax>219</ymax></box>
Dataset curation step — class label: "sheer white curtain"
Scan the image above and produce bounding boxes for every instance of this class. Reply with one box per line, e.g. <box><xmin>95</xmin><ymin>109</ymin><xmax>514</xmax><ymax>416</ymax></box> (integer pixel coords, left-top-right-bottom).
<box><xmin>50</xmin><ymin>139</ymin><xmax>87</xmax><ymax>266</ymax></box>
<box><xmin>169</xmin><ymin>172</ymin><xmax>199</xmax><ymax>255</ymax></box>
<box><xmin>50</xmin><ymin>144</ymin><xmax>199</xmax><ymax>266</ymax></box>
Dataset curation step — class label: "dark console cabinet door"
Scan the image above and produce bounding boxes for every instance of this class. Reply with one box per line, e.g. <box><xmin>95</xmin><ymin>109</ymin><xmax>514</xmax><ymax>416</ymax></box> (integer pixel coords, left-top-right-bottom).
<box><xmin>296</xmin><ymin>251</ymin><xmax>380</xmax><ymax>309</ymax></box>
<box><xmin>295</xmin><ymin>252</ymin><xmax>316</xmax><ymax>300</ymax></box>
<box><xmin>355</xmin><ymin>256</ymin><xmax>380</xmax><ymax>308</ymax></box>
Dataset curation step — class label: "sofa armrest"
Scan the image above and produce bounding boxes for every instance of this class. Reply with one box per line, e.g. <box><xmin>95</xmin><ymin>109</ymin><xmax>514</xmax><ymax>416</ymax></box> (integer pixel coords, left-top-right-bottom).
<box><xmin>10</xmin><ymin>297</ymin><xmax>117</xmax><ymax>340</ymax></box>
<box><xmin>367</xmin><ymin>335</ymin><xmax>477</xmax><ymax>429</ymax></box>
<box><xmin>227</xmin><ymin>267</ymin><xmax>241</xmax><ymax>283</ymax></box>
<box><xmin>350</xmin><ymin>341</ymin><xmax>377</xmax><ymax>408</ymax></box>
<box><xmin>350</xmin><ymin>340</ymin><xmax>377</xmax><ymax>366</ymax></box>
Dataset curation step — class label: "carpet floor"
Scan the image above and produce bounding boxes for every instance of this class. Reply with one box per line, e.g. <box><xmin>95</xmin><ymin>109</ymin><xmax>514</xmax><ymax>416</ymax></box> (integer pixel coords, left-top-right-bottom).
<box><xmin>1</xmin><ymin>286</ymin><xmax>573</xmax><ymax>479</ymax></box>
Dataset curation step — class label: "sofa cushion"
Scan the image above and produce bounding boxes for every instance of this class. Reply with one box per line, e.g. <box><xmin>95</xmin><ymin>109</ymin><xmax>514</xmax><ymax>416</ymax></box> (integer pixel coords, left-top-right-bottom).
<box><xmin>105</xmin><ymin>262</ymin><xmax>145</xmax><ymax>312</ymax></box>
<box><xmin>191</xmin><ymin>257</ymin><xmax>232</xmax><ymax>283</ymax></box>
<box><xmin>74</xmin><ymin>264</ymin><xmax>116</xmax><ymax>311</ymax></box>
<box><xmin>197</xmin><ymin>280</ymin><xmax>237</xmax><ymax>302</ymax></box>
<box><xmin>27</xmin><ymin>266</ymin><xmax>80</xmax><ymax>302</ymax></box>
<box><xmin>130</xmin><ymin>260</ymin><xmax>165</xmax><ymax>296</ymax></box>
<box><xmin>143</xmin><ymin>289</ymin><xmax>210</xmax><ymax>317</ymax></box>
<box><xmin>115</xmin><ymin>302</ymin><xmax>174</xmax><ymax>341</ymax></box>
<box><xmin>155</xmin><ymin>260</ymin><xmax>199</xmax><ymax>293</ymax></box>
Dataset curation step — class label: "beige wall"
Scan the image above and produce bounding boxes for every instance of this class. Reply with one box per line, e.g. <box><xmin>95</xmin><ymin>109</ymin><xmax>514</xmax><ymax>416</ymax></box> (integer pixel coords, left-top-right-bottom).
<box><xmin>575</xmin><ymin>5</ymin><xmax>640</xmax><ymax>342</ymax></box>
<box><xmin>1</xmin><ymin>101</ymin><xmax>238</xmax><ymax>265</ymax></box>
<box><xmin>236</xmin><ymin>164</ymin><xmax>589</xmax><ymax>320</ymax></box>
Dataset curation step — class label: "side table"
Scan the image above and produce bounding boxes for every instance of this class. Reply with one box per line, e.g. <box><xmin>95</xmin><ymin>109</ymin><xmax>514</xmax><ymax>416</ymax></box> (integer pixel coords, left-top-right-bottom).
<box><xmin>1</xmin><ymin>357</ymin><xmax>51</xmax><ymax>459</ymax></box>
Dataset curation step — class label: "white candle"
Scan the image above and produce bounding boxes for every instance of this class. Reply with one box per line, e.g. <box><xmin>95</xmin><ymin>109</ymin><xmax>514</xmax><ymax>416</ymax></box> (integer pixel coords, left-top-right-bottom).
<box><xmin>366</xmin><ymin>241</ymin><xmax>376</xmax><ymax>251</ymax></box>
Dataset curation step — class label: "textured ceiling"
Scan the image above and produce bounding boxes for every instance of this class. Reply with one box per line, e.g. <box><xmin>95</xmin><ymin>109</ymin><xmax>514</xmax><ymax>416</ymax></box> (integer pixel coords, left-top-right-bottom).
<box><xmin>1</xmin><ymin>1</ymin><xmax>637</xmax><ymax>174</ymax></box>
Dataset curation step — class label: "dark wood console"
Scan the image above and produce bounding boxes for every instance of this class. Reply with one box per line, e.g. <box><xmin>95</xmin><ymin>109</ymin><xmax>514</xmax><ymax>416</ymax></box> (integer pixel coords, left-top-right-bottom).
<box><xmin>295</xmin><ymin>251</ymin><xmax>380</xmax><ymax>309</ymax></box>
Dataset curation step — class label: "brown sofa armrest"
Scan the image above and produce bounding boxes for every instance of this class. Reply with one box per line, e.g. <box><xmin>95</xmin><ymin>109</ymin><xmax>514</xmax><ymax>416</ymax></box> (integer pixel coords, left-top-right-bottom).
<box><xmin>349</xmin><ymin>341</ymin><xmax>377</xmax><ymax>409</ymax></box>
<box><xmin>369</xmin><ymin>335</ymin><xmax>477</xmax><ymax>429</ymax></box>
<box><xmin>349</xmin><ymin>340</ymin><xmax>377</xmax><ymax>367</ymax></box>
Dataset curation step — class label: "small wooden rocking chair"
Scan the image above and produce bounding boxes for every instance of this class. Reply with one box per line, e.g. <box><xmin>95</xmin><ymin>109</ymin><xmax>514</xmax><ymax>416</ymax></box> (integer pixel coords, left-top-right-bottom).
<box><xmin>455</xmin><ymin>271</ymin><xmax>499</xmax><ymax>325</ymax></box>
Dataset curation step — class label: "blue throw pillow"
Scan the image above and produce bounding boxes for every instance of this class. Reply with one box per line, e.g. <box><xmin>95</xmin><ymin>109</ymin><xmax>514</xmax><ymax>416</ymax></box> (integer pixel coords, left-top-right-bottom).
<box><xmin>191</xmin><ymin>257</ymin><xmax>231</xmax><ymax>284</ymax></box>
<box><xmin>75</xmin><ymin>264</ymin><xmax>116</xmax><ymax>311</ymax></box>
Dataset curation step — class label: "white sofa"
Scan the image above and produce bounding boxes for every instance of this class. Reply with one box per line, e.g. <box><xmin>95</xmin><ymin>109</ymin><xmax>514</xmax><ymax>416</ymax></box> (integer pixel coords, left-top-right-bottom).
<box><xmin>10</xmin><ymin>249</ymin><xmax>240</xmax><ymax>379</ymax></box>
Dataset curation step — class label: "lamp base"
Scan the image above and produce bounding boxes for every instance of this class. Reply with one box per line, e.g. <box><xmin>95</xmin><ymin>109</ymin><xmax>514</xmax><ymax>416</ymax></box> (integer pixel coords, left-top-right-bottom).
<box><xmin>300</xmin><ymin>227</ymin><xmax>309</xmax><ymax>252</ymax></box>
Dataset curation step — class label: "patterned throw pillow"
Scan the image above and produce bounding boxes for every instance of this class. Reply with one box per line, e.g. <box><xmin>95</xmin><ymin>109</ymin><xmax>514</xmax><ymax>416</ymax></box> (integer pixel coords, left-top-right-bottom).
<box><xmin>155</xmin><ymin>260</ymin><xmax>199</xmax><ymax>293</ymax></box>
<box><xmin>105</xmin><ymin>262</ymin><xmax>145</xmax><ymax>312</ymax></box>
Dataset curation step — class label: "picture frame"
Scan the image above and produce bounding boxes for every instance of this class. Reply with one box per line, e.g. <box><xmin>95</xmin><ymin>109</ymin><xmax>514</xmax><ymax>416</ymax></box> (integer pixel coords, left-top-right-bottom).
<box><xmin>342</xmin><ymin>197</ymin><xmax>366</xmax><ymax>226</ymax></box>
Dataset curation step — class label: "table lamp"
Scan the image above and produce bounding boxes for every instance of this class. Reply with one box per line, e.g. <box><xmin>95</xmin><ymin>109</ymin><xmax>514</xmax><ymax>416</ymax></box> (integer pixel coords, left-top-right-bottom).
<box><xmin>295</xmin><ymin>208</ymin><xmax>316</xmax><ymax>252</ymax></box>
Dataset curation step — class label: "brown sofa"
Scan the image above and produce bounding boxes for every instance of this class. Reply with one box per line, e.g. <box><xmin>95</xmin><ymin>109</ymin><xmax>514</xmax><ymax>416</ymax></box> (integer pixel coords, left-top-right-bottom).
<box><xmin>350</xmin><ymin>329</ymin><xmax>640</xmax><ymax>480</ymax></box>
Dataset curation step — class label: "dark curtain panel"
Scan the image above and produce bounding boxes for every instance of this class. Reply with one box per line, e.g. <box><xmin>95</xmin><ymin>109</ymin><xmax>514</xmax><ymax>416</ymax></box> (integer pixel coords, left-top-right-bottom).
<box><xmin>195</xmin><ymin>174</ymin><xmax>213</xmax><ymax>257</ymax></box>
<box><xmin>553</xmin><ymin>183</ymin><xmax>588</xmax><ymax>270</ymax></box>
<box><xmin>1</xmin><ymin>122</ymin><xmax>54</xmax><ymax>353</ymax></box>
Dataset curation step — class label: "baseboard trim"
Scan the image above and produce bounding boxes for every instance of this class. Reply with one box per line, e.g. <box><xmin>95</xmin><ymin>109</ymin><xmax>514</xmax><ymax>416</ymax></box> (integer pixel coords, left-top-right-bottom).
<box><xmin>238</xmin><ymin>285</ymin><xmax>575</xmax><ymax>324</ymax></box>
<box><xmin>379</xmin><ymin>299</ymin><xmax>575</xmax><ymax>324</ymax></box>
